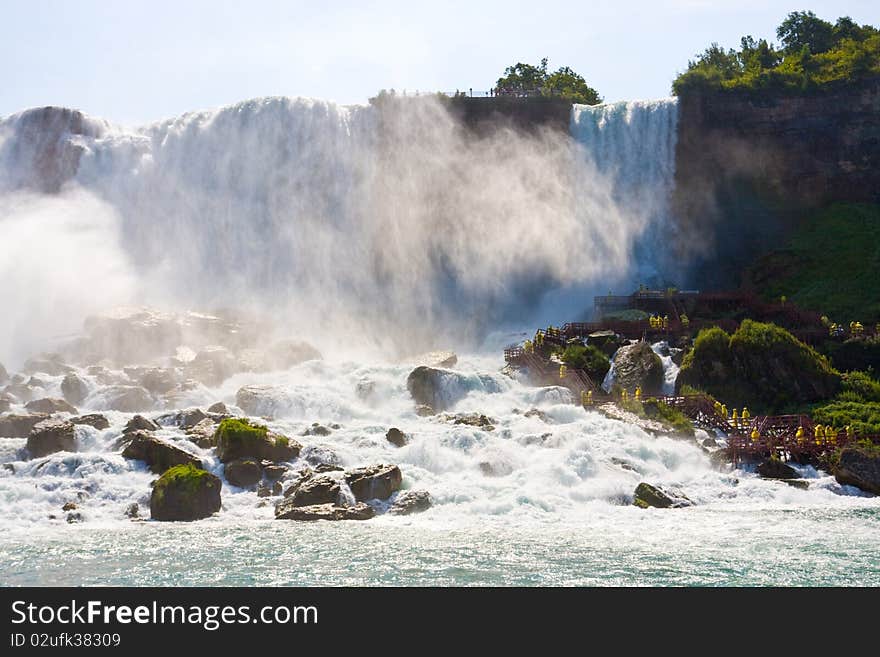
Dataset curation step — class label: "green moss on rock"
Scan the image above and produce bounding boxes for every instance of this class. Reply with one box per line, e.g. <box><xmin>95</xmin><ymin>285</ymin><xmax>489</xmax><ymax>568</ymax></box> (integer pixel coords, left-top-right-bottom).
<box><xmin>150</xmin><ymin>463</ymin><xmax>221</xmax><ymax>521</ymax></box>
<box><xmin>677</xmin><ymin>320</ymin><xmax>840</xmax><ymax>413</ymax></box>
<box><xmin>214</xmin><ymin>418</ymin><xmax>300</xmax><ymax>463</ymax></box>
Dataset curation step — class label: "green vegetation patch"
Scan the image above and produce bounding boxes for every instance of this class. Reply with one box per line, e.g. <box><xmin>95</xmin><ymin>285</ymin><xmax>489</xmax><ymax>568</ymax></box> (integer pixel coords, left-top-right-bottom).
<box><xmin>560</xmin><ymin>344</ymin><xmax>611</xmax><ymax>381</ymax></box>
<box><xmin>815</xmin><ymin>401</ymin><xmax>880</xmax><ymax>437</ymax></box>
<box><xmin>678</xmin><ymin>320</ymin><xmax>840</xmax><ymax>412</ymax></box>
<box><xmin>674</xmin><ymin>12</ymin><xmax>880</xmax><ymax>95</ymax></box>
<box><xmin>748</xmin><ymin>204</ymin><xmax>880</xmax><ymax>325</ymax></box>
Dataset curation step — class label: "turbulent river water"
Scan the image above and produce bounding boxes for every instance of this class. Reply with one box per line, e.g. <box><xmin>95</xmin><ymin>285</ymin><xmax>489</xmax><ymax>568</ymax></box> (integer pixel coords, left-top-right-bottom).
<box><xmin>1</xmin><ymin>96</ymin><xmax>878</xmax><ymax>586</ymax></box>
<box><xmin>1</xmin><ymin>352</ymin><xmax>878</xmax><ymax>586</ymax></box>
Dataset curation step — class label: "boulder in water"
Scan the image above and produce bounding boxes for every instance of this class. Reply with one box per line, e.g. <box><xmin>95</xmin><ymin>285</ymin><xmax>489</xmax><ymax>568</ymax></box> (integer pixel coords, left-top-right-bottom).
<box><xmin>185</xmin><ymin>346</ymin><xmax>239</xmax><ymax>386</ymax></box>
<box><xmin>450</xmin><ymin>413</ymin><xmax>495</xmax><ymax>431</ymax></box>
<box><xmin>224</xmin><ymin>458</ymin><xmax>262</xmax><ymax>488</ymax></box>
<box><xmin>633</xmin><ymin>482</ymin><xmax>692</xmax><ymax>509</ymax></box>
<box><xmin>0</xmin><ymin>392</ymin><xmax>12</xmax><ymax>413</ymax></box>
<box><xmin>124</xmin><ymin>415</ymin><xmax>159</xmax><ymax>433</ymax></box>
<box><xmin>406</xmin><ymin>366</ymin><xmax>470</xmax><ymax>413</ymax></box>
<box><xmin>345</xmin><ymin>464</ymin><xmax>402</xmax><ymax>502</ymax></box>
<box><xmin>274</xmin><ymin>501</ymin><xmax>374</xmax><ymax>521</ymax></box>
<box><xmin>385</xmin><ymin>427</ymin><xmax>407</xmax><ymax>447</ymax></box>
<box><xmin>26</xmin><ymin>419</ymin><xmax>77</xmax><ymax>457</ymax></box>
<box><xmin>121</xmin><ymin>431</ymin><xmax>203</xmax><ymax>474</ymax></box>
<box><xmin>833</xmin><ymin>447</ymin><xmax>880</xmax><ymax>495</ymax></box>
<box><xmin>150</xmin><ymin>464</ymin><xmax>221</xmax><ymax>521</ymax></box>
<box><xmin>132</xmin><ymin>367</ymin><xmax>180</xmax><ymax>395</ymax></box>
<box><xmin>389</xmin><ymin>490</ymin><xmax>432</xmax><ymax>515</ymax></box>
<box><xmin>283</xmin><ymin>473</ymin><xmax>341</xmax><ymax>507</ymax></box>
<box><xmin>235</xmin><ymin>384</ymin><xmax>294</xmax><ymax>418</ymax></box>
<box><xmin>71</xmin><ymin>413</ymin><xmax>110</xmax><ymax>430</ymax></box>
<box><xmin>25</xmin><ymin>397</ymin><xmax>77</xmax><ymax>415</ymax></box>
<box><xmin>61</xmin><ymin>373</ymin><xmax>89</xmax><ymax>406</ymax></box>
<box><xmin>207</xmin><ymin>401</ymin><xmax>228</xmax><ymax>414</ymax></box>
<box><xmin>262</xmin><ymin>463</ymin><xmax>288</xmax><ymax>481</ymax></box>
<box><xmin>611</xmin><ymin>342</ymin><xmax>664</xmax><ymax>396</ymax></box>
<box><xmin>102</xmin><ymin>385</ymin><xmax>154</xmax><ymax>412</ymax></box>
<box><xmin>756</xmin><ymin>458</ymin><xmax>798</xmax><ymax>480</ymax></box>
<box><xmin>185</xmin><ymin>418</ymin><xmax>218</xmax><ymax>448</ymax></box>
<box><xmin>214</xmin><ymin>418</ymin><xmax>300</xmax><ymax>463</ymax></box>
<box><xmin>0</xmin><ymin>413</ymin><xmax>49</xmax><ymax>437</ymax></box>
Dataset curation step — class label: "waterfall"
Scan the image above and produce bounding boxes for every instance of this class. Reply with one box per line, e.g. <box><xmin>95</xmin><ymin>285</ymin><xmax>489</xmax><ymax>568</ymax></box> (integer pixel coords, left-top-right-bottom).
<box><xmin>570</xmin><ymin>99</ymin><xmax>679</xmax><ymax>285</ymax></box>
<box><xmin>0</xmin><ymin>96</ymin><xmax>688</xmax><ymax>362</ymax></box>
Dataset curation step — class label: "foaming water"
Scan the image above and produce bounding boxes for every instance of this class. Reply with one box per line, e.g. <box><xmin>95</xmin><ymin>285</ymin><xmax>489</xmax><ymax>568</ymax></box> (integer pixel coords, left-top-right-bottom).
<box><xmin>2</xmin><ymin>352</ymin><xmax>878</xmax><ymax>585</ymax></box>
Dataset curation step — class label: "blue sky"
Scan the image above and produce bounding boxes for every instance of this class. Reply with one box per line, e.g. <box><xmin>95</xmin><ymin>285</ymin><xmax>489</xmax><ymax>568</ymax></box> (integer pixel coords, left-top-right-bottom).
<box><xmin>2</xmin><ymin>1</ymin><xmax>879</xmax><ymax>124</ymax></box>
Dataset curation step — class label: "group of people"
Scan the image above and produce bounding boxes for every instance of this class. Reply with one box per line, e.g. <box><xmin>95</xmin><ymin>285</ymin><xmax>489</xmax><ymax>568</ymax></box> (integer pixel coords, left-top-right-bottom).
<box><xmin>826</xmin><ymin>320</ymin><xmax>871</xmax><ymax>337</ymax></box>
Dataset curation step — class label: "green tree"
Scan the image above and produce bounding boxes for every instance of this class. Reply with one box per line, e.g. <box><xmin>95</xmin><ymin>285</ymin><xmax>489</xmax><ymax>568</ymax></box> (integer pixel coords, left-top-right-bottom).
<box><xmin>777</xmin><ymin>10</ymin><xmax>835</xmax><ymax>55</ymax></box>
<box><xmin>495</xmin><ymin>58</ymin><xmax>602</xmax><ymax>104</ymax></box>
<box><xmin>495</xmin><ymin>58</ymin><xmax>549</xmax><ymax>94</ymax></box>
<box><xmin>544</xmin><ymin>66</ymin><xmax>602</xmax><ymax>104</ymax></box>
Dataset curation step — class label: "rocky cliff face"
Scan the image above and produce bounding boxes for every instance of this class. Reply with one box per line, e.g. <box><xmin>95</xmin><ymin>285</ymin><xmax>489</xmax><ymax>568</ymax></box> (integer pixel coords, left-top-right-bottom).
<box><xmin>0</xmin><ymin>106</ymin><xmax>107</xmax><ymax>193</ymax></box>
<box><xmin>673</xmin><ymin>78</ymin><xmax>880</xmax><ymax>288</ymax></box>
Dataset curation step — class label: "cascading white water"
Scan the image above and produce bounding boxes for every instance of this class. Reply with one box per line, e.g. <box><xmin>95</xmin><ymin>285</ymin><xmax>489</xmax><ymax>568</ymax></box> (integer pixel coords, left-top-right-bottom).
<box><xmin>0</xmin><ymin>97</ymin><xmax>672</xmax><ymax>362</ymax></box>
<box><xmin>570</xmin><ymin>99</ymin><xmax>679</xmax><ymax>285</ymax></box>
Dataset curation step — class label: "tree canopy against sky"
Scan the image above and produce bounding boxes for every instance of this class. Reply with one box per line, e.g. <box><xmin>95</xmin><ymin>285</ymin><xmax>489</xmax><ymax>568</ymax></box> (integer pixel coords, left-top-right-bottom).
<box><xmin>495</xmin><ymin>58</ymin><xmax>602</xmax><ymax>104</ymax></box>
<box><xmin>673</xmin><ymin>10</ymin><xmax>880</xmax><ymax>94</ymax></box>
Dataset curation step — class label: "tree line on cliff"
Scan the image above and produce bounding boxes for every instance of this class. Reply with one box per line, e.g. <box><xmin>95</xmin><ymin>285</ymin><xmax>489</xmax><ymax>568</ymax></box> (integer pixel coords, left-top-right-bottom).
<box><xmin>673</xmin><ymin>10</ymin><xmax>880</xmax><ymax>94</ymax></box>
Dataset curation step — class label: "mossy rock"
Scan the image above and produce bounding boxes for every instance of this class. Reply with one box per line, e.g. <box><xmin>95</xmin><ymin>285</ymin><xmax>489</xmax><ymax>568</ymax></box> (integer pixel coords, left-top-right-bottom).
<box><xmin>677</xmin><ymin>320</ymin><xmax>840</xmax><ymax>413</ymax></box>
<box><xmin>214</xmin><ymin>418</ymin><xmax>301</xmax><ymax>463</ymax></box>
<box><xmin>150</xmin><ymin>464</ymin><xmax>221</xmax><ymax>521</ymax></box>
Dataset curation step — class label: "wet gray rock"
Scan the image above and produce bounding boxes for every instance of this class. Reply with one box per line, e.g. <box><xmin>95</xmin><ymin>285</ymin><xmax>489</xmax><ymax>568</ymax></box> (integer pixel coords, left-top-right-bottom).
<box><xmin>121</xmin><ymin>431</ymin><xmax>203</xmax><ymax>474</ymax></box>
<box><xmin>207</xmin><ymin>401</ymin><xmax>228</xmax><ymax>414</ymax></box>
<box><xmin>611</xmin><ymin>342</ymin><xmax>664</xmax><ymax>396</ymax></box>
<box><xmin>0</xmin><ymin>392</ymin><xmax>12</xmax><ymax>413</ymax></box>
<box><xmin>26</xmin><ymin>419</ymin><xmax>77</xmax><ymax>457</ymax></box>
<box><xmin>124</xmin><ymin>415</ymin><xmax>159</xmax><ymax>433</ymax></box>
<box><xmin>633</xmin><ymin>482</ymin><xmax>693</xmax><ymax>509</ymax></box>
<box><xmin>102</xmin><ymin>385</ymin><xmax>154</xmax><ymax>412</ymax></box>
<box><xmin>61</xmin><ymin>373</ymin><xmax>89</xmax><ymax>406</ymax></box>
<box><xmin>224</xmin><ymin>458</ymin><xmax>262</xmax><ymax>488</ymax></box>
<box><xmin>0</xmin><ymin>362</ymin><xmax>7</xmax><ymax>385</ymax></box>
<box><xmin>303</xmin><ymin>423</ymin><xmax>333</xmax><ymax>437</ymax></box>
<box><xmin>451</xmin><ymin>413</ymin><xmax>495</xmax><ymax>431</ymax></box>
<box><xmin>185</xmin><ymin>418</ymin><xmax>217</xmax><ymax>448</ymax></box>
<box><xmin>386</xmin><ymin>427</ymin><xmax>407</xmax><ymax>447</ymax></box>
<box><xmin>0</xmin><ymin>413</ymin><xmax>49</xmax><ymax>437</ymax></box>
<box><xmin>185</xmin><ymin>346</ymin><xmax>239</xmax><ymax>386</ymax></box>
<box><xmin>25</xmin><ymin>397</ymin><xmax>77</xmax><ymax>415</ymax></box>
<box><xmin>283</xmin><ymin>474</ymin><xmax>341</xmax><ymax>507</ymax></box>
<box><xmin>133</xmin><ymin>368</ymin><xmax>180</xmax><ymax>395</ymax></box>
<box><xmin>345</xmin><ymin>464</ymin><xmax>402</xmax><ymax>502</ymax></box>
<box><xmin>262</xmin><ymin>463</ymin><xmax>287</xmax><ymax>481</ymax></box>
<box><xmin>406</xmin><ymin>366</ymin><xmax>469</xmax><ymax>413</ymax></box>
<box><xmin>388</xmin><ymin>490</ymin><xmax>432</xmax><ymax>515</ymax></box>
<box><xmin>833</xmin><ymin>448</ymin><xmax>880</xmax><ymax>495</ymax></box>
<box><xmin>274</xmin><ymin>501</ymin><xmax>374</xmax><ymax>521</ymax></box>
<box><xmin>235</xmin><ymin>384</ymin><xmax>293</xmax><ymax>418</ymax></box>
<box><xmin>125</xmin><ymin>503</ymin><xmax>140</xmax><ymax>518</ymax></box>
<box><xmin>72</xmin><ymin>414</ymin><xmax>110</xmax><ymax>430</ymax></box>
<box><xmin>756</xmin><ymin>459</ymin><xmax>798</xmax><ymax>480</ymax></box>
